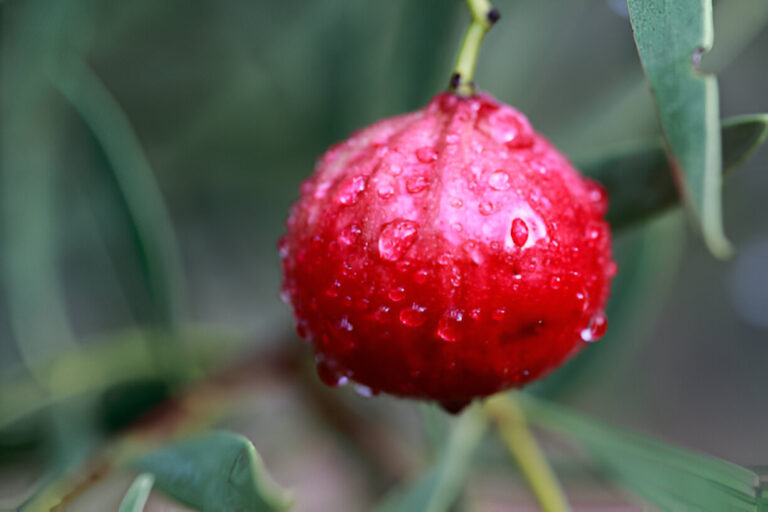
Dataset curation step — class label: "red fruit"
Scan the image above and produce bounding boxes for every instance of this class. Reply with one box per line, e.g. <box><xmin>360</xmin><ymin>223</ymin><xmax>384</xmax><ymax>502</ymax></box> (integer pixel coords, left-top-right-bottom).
<box><xmin>280</xmin><ymin>92</ymin><xmax>614</xmax><ymax>412</ymax></box>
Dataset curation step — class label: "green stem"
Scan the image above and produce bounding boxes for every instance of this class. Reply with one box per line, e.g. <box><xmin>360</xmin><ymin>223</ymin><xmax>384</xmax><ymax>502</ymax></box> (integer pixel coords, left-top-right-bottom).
<box><xmin>485</xmin><ymin>394</ymin><xmax>571</xmax><ymax>512</ymax></box>
<box><xmin>450</xmin><ymin>0</ymin><xmax>500</xmax><ymax>96</ymax></box>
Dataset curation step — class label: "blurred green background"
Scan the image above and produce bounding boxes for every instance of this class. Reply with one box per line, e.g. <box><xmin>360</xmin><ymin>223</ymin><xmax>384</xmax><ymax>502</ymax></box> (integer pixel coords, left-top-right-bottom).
<box><xmin>1</xmin><ymin>0</ymin><xmax>768</xmax><ymax>509</ymax></box>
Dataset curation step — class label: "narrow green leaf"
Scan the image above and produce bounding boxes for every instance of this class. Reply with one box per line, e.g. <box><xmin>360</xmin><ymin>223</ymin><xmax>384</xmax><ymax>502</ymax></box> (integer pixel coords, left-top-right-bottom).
<box><xmin>520</xmin><ymin>395</ymin><xmax>760</xmax><ymax>512</ymax></box>
<box><xmin>53</xmin><ymin>55</ymin><xmax>186</xmax><ymax>326</ymax></box>
<box><xmin>579</xmin><ymin>115</ymin><xmax>768</xmax><ymax>231</ymax></box>
<box><xmin>374</xmin><ymin>405</ymin><xmax>487</xmax><ymax>512</ymax></box>
<box><xmin>130</xmin><ymin>430</ymin><xmax>292</xmax><ymax>512</ymax></box>
<box><xmin>628</xmin><ymin>0</ymin><xmax>730</xmax><ymax>257</ymax></box>
<box><xmin>118</xmin><ymin>473</ymin><xmax>155</xmax><ymax>512</ymax></box>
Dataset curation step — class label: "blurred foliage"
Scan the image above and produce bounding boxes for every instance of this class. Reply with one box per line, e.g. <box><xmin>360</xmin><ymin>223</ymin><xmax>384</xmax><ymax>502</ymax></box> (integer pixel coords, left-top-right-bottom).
<box><xmin>1</xmin><ymin>0</ymin><xmax>767</xmax><ymax>510</ymax></box>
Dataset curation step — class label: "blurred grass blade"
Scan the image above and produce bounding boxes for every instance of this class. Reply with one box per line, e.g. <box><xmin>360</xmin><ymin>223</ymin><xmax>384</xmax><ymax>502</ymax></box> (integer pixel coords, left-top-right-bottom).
<box><xmin>130</xmin><ymin>430</ymin><xmax>293</xmax><ymax>512</ymax></box>
<box><xmin>53</xmin><ymin>55</ymin><xmax>186</xmax><ymax>326</ymax></box>
<box><xmin>628</xmin><ymin>0</ymin><xmax>730</xmax><ymax>257</ymax></box>
<box><xmin>118</xmin><ymin>473</ymin><xmax>155</xmax><ymax>512</ymax></box>
<box><xmin>374</xmin><ymin>404</ymin><xmax>487</xmax><ymax>512</ymax></box>
<box><xmin>520</xmin><ymin>395</ymin><xmax>760</xmax><ymax>512</ymax></box>
<box><xmin>579</xmin><ymin>115</ymin><xmax>768</xmax><ymax>231</ymax></box>
<box><xmin>0</xmin><ymin>328</ymin><xmax>239</xmax><ymax>430</ymax></box>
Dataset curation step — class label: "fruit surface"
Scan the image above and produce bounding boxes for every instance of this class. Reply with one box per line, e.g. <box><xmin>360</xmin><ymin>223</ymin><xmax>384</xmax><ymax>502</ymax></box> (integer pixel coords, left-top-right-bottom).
<box><xmin>280</xmin><ymin>92</ymin><xmax>615</xmax><ymax>411</ymax></box>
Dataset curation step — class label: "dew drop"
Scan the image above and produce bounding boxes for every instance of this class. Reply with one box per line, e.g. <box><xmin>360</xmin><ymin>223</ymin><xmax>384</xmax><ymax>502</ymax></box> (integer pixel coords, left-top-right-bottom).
<box><xmin>416</xmin><ymin>146</ymin><xmax>439</xmax><ymax>163</ymax></box>
<box><xmin>511</xmin><ymin>218</ymin><xmax>529</xmax><ymax>247</ymax></box>
<box><xmin>399</xmin><ymin>304</ymin><xmax>427</xmax><ymax>327</ymax></box>
<box><xmin>437</xmin><ymin>309</ymin><xmax>464</xmax><ymax>342</ymax></box>
<box><xmin>452</xmin><ymin>222</ymin><xmax>463</xmax><ymax>232</ymax></box>
<box><xmin>406</xmin><ymin>176</ymin><xmax>429</xmax><ymax>194</ymax></box>
<box><xmin>413</xmin><ymin>268</ymin><xmax>430</xmax><ymax>284</ymax></box>
<box><xmin>549</xmin><ymin>275</ymin><xmax>562</xmax><ymax>290</ymax></box>
<box><xmin>491</xmin><ymin>308</ymin><xmax>506</xmax><ymax>321</ymax></box>
<box><xmin>388</xmin><ymin>286</ymin><xmax>406</xmax><ymax>302</ymax></box>
<box><xmin>450</xmin><ymin>197</ymin><xmax>464</xmax><ymax>208</ymax></box>
<box><xmin>580</xmin><ymin>311</ymin><xmax>608</xmax><ymax>342</ymax></box>
<box><xmin>337</xmin><ymin>175</ymin><xmax>367</xmax><ymax>206</ymax></box>
<box><xmin>488</xmin><ymin>169</ymin><xmax>512</xmax><ymax>190</ymax></box>
<box><xmin>338</xmin><ymin>224</ymin><xmax>362</xmax><ymax>246</ymax></box>
<box><xmin>353</xmin><ymin>383</ymin><xmax>377</xmax><ymax>398</ymax></box>
<box><xmin>437</xmin><ymin>253</ymin><xmax>452</xmax><ymax>266</ymax></box>
<box><xmin>469</xmin><ymin>308</ymin><xmax>482</xmax><ymax>320</ymax></box>
<box><xmin>316</xmin><ymin>360</ymin><xmax>349</xmax><ymax>387</ymax></box>
<box><xmin>377</xmin><ymin>183</ymin><xmax>395</xmax><ymax>200</ymax></box>
<box><xmin>479</xmin><ymin>201</ymin><xmax>495</xmax><ymax>215</ymax></box>
<box><xmin>374</xmin><ymin>305</ymin><xmax>392</xmax><ymax>323</ymax></box>
<box><xmin>378</xmin><ymin>219</ymin><xmax>419</xmax><ymax>261</ymax></box>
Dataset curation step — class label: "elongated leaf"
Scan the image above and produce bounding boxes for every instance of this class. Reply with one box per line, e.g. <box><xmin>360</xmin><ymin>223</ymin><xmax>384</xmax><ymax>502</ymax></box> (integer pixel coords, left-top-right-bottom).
<box><xmin>130</xmin><ymin>430</ymin><xmax>292</xmax><ymax>512</ymax></box>
<box><xmin>579</xmin><ymin>115</ymin><xmax>768</xmax><ymax>231</ymax></box>
<box><xmin>520</xmin><ymin>395</ymin><xmax>760</xmax><ymax>511</ymax></box>
<box><xmin>119</xmin><ymin>473</ymin><xmax>155</xmax><ymax>512</ymax></box>
<box><xmin>54</xmin><ymin>55</ymin><xmax>186</xmax><ymax>326</ymax></box>
<box><xmin>627</xmin><ymin>0</ymin><xmax>730</xmax><ymax>257</ymax></box>
<box><xmin>374</xmin><ymin>405</ymin><xmax>487</xmax><ymax>512</ymax></box>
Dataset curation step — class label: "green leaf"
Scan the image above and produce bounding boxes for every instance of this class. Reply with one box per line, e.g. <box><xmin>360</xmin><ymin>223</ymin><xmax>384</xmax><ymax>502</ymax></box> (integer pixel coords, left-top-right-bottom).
<box><xmin>627</xmin><ymin>0</ymin><xmax>730</xmax><ymax>257</ymax></box>
<box><xmin>579</xmin><ymin>115</ymin><xmax>768</xmax><ymax>231</ymax></box>
<box><xmin>374</xmin><ymin>405</ymin><xmax>487</xmax><ymax>512</ymax></box>
<box><xmin>54</xmin><ymin>55</ymin><xmax>186</xmax><ymax>326</ymax></box>
<box><xmin>520</xmin><ymin>395</ymin><xmax>760</xmax><ymax>512</ymax></box>
<box><xmin>118</xmin><ymin>473</ymin><xmax>155</xmax><ymax>512</ymax></box>
<box><xmin>130</xmin><ymin>430</ymin><xmax>292</xmax><ymax>512</ymax></box>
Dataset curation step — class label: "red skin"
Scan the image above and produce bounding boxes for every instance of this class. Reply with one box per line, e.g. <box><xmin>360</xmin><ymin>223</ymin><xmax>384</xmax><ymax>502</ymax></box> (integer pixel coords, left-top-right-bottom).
<box><xmin>280</xmin><ymin>92</ymin><xmax>615</xmax><ymax>412</ymax></box>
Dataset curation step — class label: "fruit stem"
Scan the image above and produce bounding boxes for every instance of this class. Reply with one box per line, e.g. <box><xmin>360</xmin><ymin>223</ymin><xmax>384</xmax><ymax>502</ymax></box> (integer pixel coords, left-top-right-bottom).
<box><xmin>485</xmin><ymin>393</ymin><xmax>571</xmax><ymax>512</ymax></box>
<box><xmin>450</xmin><ymin>0</ymin><xmax>500</xmax><ymax>96</ymax></box>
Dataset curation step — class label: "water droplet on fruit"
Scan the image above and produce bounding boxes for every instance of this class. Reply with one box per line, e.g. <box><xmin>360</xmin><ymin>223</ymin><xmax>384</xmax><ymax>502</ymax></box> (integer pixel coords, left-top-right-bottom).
<box><xmin>413</xmin><ymin>268</ymin><xmax>430</xmax><ymax>284</ymax></box>
<box><xmin>406</xmin><ymin>176</ymin><xmax>429</xmax><ymax>193</ymax></box>
<box><xmin>316</xmin><ymin>359</ymin><xmax>349</xmax><ymax>387</ymax></box>
<box><xmin>479</xmin><ymin>201</ymin><xmax>495</xmax><ymax>215</ymax></box>
<box><xmin>549</xmin><ymin>275</ymin><xmax>562</xmax><ymax>290</ymax></box>
<box><xmin>437</xmin><ymin>253</ymin><xmax>452</xmax><ymax>266</ymax></box>
<box><xmin>469</xmin><ymin>308</ymin><xmax>482</xmax><ymax>320</ymax></box>
<box><xmin>338</xmin><ymin>224</ymin><xmax>362</xmax><ymax>246</ymax></box>
<box><xmin>376</xmin><ymin>183</ymin><xmax>395</xmax><ymax>199</ymax></box>
<box><xmin>337</xmin><ymin>175</ymin><xmax>367</xmax><ymax>205</ymax></box>
<box><xmin>489</xmin><ymin>169</ymin><xmax>511</xmax><ymax>190</ymax></box>
<box><xmin>580</xmin><ymin>311</ymin><xmax>608</xmax><ymax>342</ymax></box>
<box><xmin>452</xmin><ymin>222</ymin><xmax>463</xmax><ymax>232</ymax></box>
<box><xmin>606</xmin><ymin>261</ymin><xmax>618</xmax><ymax>278</ymax></box>
<box><xmin>511</xmin><ymin>218</ymin><xmax>529</xmax><ymax>247</ymax></box>
<box><xmin>374</xmin><ymin>306</ymin><xmax>392</xmax><ymax>323</ymax></box>
<box><xmin>437</xmin><ymin>309</ymin><xmax>463</xmax><ymax>342</ymax></box>
<box><xmin>279</xmin><ymin>289</ymin><xmax>291</xmax><ymax>305</ymax></box>
<box><xmin>388</xmin><ymin>163</ymin><xmax>403</xmax><ymax>176</ymax></box>
<box><xmin>278</xmin><ymin>237</ymin><xmax>289</xmax><ymax>259</ymax></box>
<box><xmin>415</xmin><ymin>146</ymin><xmax>438</xmax><ymax>163</ymax></box>
<box><xmin>388</xmin><ymin>286</ymin><xmax>406</xmax><ymax>302</ymax></box>
<box><xmin>378</xmin><ymin>219</ymin><xmax>419</xmax><ymax>261</ymax></box>
<box><xmin>450</xmin><ymin>197</ymin><xmax>464</xmax><ymax>208</ymax></box>
<box><xmin>399</xmin><ymin>304</ymin><xmax>427</xmax><ymax>327</ymax></box>
<box><xmin>491</xmin><ymin>308</ymin><xmax>506</xmax><ymax>321</ymax></box>
<box><xmin>354</xmin><ymin>383</ymin><xmax>377</xmax><ymax>398</ymax></box>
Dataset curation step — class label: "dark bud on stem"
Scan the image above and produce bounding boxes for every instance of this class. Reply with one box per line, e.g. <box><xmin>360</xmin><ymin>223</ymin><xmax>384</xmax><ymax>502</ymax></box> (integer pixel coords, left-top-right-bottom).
<box><xmin>487</xmin><ymin>8</ymin><xmax>501</xmax><ymax>25</ymax></box>
<box><xmin>450</xmin><ymin>72</ymin><xmax>462</xmax><ymax>90</ymax></box>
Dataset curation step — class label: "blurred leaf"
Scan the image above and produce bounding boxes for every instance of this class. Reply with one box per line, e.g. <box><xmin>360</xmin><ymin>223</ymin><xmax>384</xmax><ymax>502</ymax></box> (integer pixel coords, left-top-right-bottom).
<box><xmin>130</xmin><ymin>430</ymin><xmax>292</xmax><ymax>512</ymax></box>
<box><xmin>521</xmin><ymin>395</ymin><xmax>760</xmax><ymax>512</ymax></box>
<box><xmin>0</xmin><ymin>327</ymin><xmax>239</xmax><ymax>430</ymax></box>
<box><xmin>374</xmin><ymin>405</ymin><xmax>487</xmax><ymax>512</ymax></box>
<box><xmin>54</xmin><ymin>55</ymin><xmax>186</xmax><ymax>327</ymax></box>
<box><xmin>627</xmin><ymin>0</ymin><xmax>730</xmax><ymax>257</ymax></box>
<box><xmin>118</xmin><ymin>473</ymin><xmax>155</xmax><ymax>512</ymax></box>
<box><xmin>579</xmin><ymin>115</ymin><xmax>768</xmax><ymax>231</ymax></box>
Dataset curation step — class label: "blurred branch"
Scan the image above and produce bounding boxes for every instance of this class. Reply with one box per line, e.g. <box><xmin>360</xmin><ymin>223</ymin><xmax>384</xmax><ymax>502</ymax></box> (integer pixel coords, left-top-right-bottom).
<box><xmin>53</xmin><ymin>55</ymin><xmax>187</xmax><ymax>328</ymax></box>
